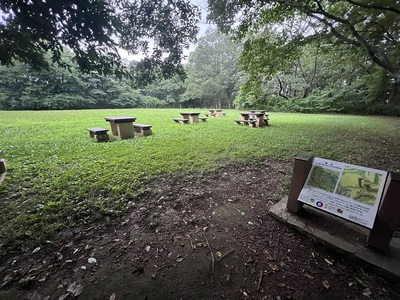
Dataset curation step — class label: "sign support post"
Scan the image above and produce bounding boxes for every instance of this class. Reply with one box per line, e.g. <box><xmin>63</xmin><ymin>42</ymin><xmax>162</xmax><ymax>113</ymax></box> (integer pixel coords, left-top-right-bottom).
<box><xmin>286</xmin><ymin>155</ymin><xmax>314</xmax><ymax>214</ymax></box>
<box><xmin>367</xmin><ymin>172</ymin><xmax>400</xmax><ymax>253</ymax></box>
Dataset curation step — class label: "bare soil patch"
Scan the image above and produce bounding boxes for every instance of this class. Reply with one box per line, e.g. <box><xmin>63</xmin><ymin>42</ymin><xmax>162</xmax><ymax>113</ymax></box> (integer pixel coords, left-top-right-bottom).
<box><xmin>1</xmin><ymin>160</ymin><xmax>399</xmax><ymax>299</ymax></box>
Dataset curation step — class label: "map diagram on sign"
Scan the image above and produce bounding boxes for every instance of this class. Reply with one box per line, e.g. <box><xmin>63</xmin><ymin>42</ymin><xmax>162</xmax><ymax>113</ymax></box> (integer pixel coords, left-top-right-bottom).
<box><xmin>298</xmin><ymin>158</ymin><xmax>388</xmax><ymax>229</ymax></box>
<box><xmin>307</xmin><ymin>166</ymin><xmax>340</xmax><ymax>193</ymax></box>
<box><xmin>335</xmin><ymin>167</ymin><xmax>384</xmax><ymax>206</ymax></box>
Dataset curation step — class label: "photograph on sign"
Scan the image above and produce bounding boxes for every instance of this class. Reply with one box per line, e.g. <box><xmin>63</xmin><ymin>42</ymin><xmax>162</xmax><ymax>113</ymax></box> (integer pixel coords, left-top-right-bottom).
<box><xmin>298</xmin><ymin>158</ymin><xmax>388</xmax><ymax>229</ymax></box>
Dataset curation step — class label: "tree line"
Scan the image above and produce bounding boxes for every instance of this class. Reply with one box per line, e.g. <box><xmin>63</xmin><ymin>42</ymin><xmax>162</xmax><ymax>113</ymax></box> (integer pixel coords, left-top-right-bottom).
<box><xmin>0</xmin><ymin>30</ymin><xmax>241</xmax><ymax>110</ymax></box>
<box><xmin>1</xmin><ymin>1</ymin><xmax>400</xmax><ymax>115</ymax></box>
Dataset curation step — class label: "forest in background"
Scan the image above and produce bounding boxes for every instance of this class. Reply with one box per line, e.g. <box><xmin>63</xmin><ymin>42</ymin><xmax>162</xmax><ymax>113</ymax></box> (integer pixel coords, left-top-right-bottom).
<box><xmin>1</xmin><ymin>1</ymin><xmax>400</xmax><ymax>116</ymax></box>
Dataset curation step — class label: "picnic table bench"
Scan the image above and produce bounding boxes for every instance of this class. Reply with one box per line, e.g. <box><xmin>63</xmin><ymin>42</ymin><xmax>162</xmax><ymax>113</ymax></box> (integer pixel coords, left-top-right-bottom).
<box><xmin>207</xmin><ymin>109</ymin><xmax>225</xmax><ymax>117</ymax></box>
<box><xmin>0</xmin><ymin>150</ymin><xmax>6</xmax><ymax>174</ymax></box>
<box><xmin>263</xmin><ymin>114</ymin><xmax>269</xmax><ymax>125</ymax></box>
<box><xmin>199</xmin><ymin>117</ymin><xmax>207</xmax><ymax>122</ymax></box>
<box><xmin>87</xmin><ymin>127</ymin><xmax>109</xmax><ymax>142</ymax></box>
<box><xmin>173</xmin><ymin>118</ymin><xmax>189</xmax><ymax>124</ymax></box>
<box><xmin>234</xmin><ymin>119</ymin><xmax>257</xmax><ymax>127</ymax></box>
<box><xmin>133</xmin><ymin>123</ymin><xmax>152</xmax><ymax>136</ymax></box>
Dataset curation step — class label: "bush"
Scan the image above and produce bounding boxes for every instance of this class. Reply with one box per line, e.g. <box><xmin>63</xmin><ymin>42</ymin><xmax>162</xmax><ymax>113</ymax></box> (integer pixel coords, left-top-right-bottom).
<box><xmin>259</xmin><ymin>89</ymin><xmax>400</xmax><ymax>116</ymax></box>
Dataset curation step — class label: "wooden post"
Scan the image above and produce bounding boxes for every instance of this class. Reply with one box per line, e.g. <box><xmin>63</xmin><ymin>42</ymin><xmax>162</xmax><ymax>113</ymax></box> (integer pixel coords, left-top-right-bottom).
<box><xmin>0</xmin><ymin>159</ymin><xmax>6</xmax><ymax>173</ymax></box>
<box><xmin>286</xmin><ymin>155</ymin><xmax>314</xmax><ymax>214</ymax></box>
<box><xmin>0</xmin><ymin>150</ymin><xmax>5</xmax><ymax>173</ymax></box>
<box><xmin>367</xmin><ymin>172</ymin><xmax>400</xmax><ymax>253</ymax></box>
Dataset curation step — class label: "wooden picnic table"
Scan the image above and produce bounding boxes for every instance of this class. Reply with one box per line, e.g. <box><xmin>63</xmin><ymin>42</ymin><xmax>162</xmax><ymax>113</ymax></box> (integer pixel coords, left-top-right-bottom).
<box><xmin>104</xmin><ymin>116</ymin><xmax>136</xmax><ymax>139</ymax></box>
<box><xmin>249</xmin><ymin>112</ymin><xmax>265</xmax><ymax>127</ymax></box>
<box><xmin>237</xmin><ymin>111</ymin><xmax>268</xmax><ymax>127</ymax></box>
<box><xmin>180</xmin><ymin>112</ymin><xmax>200</xmax><ymax>124</ymax></box>
<box><xmin>251</xmin><ymin>110</ymin><xmax>266</xmax><ymax>114</ymax></box>
<box><xmin>208</xmin><ymin>109</ymin><xmax>224</xmax><ymax>117</ymax></box>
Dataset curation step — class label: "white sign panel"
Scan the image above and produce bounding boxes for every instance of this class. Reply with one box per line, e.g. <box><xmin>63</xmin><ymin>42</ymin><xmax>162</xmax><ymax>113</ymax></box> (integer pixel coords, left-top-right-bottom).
<box><xmin>298</xmin><ymin>157</ymin><xmax>388</xmax><ymax>229</ymax></box>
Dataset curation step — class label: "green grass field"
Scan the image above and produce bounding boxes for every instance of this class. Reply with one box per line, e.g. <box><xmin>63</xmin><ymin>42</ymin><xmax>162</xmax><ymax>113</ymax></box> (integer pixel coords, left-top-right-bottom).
<box><xmin>1</xmin><ymin>109</ymin><xmax>399</xmax><ymax>245</ymax></box>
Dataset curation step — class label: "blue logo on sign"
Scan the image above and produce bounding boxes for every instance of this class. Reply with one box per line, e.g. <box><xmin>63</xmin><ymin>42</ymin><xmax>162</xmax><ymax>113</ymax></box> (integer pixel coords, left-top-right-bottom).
<box><xmin>316</xmin><ymin>201</ymin><xmax>323</xmax><ymax>207</ymax></box>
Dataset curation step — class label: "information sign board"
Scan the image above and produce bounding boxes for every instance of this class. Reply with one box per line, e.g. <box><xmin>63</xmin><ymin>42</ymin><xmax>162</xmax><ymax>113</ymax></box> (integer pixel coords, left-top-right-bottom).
<box><xmin>298</xmin><ymin>157</ymin><xmax>388</xmax><ymax>228</ymax></box>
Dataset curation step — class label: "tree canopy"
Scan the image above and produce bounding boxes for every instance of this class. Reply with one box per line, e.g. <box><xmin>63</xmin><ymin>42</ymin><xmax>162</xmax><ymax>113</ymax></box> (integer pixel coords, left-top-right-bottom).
<box><xmin>0</xmin><ymin>0</ymin><xmax>200</xmax><ymax>85</ymax></box>
<box><xmin>207</xmin><ymin>0</ymin><xmax>400</xmax><ymax>80</ymax></box>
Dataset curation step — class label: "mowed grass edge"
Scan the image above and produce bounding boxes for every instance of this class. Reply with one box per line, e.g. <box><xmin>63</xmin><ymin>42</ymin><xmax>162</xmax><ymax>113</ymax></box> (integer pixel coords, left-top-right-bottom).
<box><xmin>0</xmin><ymin>109</ymin><xmax>399</xmax><ymax>246</ymax></box>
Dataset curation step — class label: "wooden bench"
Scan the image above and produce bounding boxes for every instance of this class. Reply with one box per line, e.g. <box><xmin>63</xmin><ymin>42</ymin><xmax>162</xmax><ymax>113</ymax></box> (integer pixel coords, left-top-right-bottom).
<box><xmin>133</xmin><ymin>123</ymin><xmax>152</xmax><ymax>136</ymax></box>
<box><xmin>263</xmin><ymin>115</ymin><xmax>269</xmax><ymax>125</ymax></box>
<box><xmin>0</xmin><ymin>150</ymin><xmax>6</xmax><ymax>174</ymax></box>
<box><xmin>87</xmin><ymin>128</ymin><xmax>109</xmax><ymax>142</ymax></box>
<box><xmin>199</xmin><ymin>117</ymin><xmax>207</xmax><ymax>122</ymax></box>
<box><xmin>234</xmin><ymin>119</ymin><xmax>257</xmax><ymax>127</ymax></box>
<box><xmin>173</xmin><ymin>118</ymin><xmax>189</xmax><ymax>124</ymax></box>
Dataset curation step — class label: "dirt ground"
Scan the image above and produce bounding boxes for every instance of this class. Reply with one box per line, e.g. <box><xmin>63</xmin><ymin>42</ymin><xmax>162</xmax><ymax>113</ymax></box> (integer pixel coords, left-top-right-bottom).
<box><xmin>1</xmin><ymin>160</ymin><xmax>400</xmax><ymax>300</ymax></box>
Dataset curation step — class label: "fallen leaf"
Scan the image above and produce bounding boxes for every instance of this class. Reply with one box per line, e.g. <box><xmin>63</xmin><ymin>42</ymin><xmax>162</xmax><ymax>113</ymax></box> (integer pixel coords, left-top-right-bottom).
<box><xmin>67</xmin><ymin>282</ymin><xmax>84</xmax><ymax>297</ymax></box>
<box><xmin>355</xmin><ymin>277</ymin><xmax>368</xmax><ymax>287</ymax></box>
<box><xmin>109</xmin><ymin>292</ymin><xmax>116</xmax><ymax>300</ymax></box>
<box><xmin>303</xmin><ymin>272</ymin><xmax>313</xmax><ymax>279</ymax></box>
<box><xmin>264</xmin><ymin>252</ymin><xmax>274</xmax><ymax>261</ymax></box>
<box><xmin>58</xmin><ymin>292</ymin><xmax>70</xmax><ymax>300</ymax></box>
<box><xmin>32</xmin><ymin>247</ymin><xmax>41</xmax><ymax>254</ymax></box>
<box><xmin>145</xmin><ymin>245</ymin><xmax>151</xmax><ymax>253</ymax></box>
<box><xmin>88</xmin><ymin>257</ymin><xmax>97</xmax><ymax>264</ymax></box>
<box><xmin>363</xmin><ymin>288</ymin><xmax>372</xmax><ymax>297</ymax></box>
<box><xmin>323</xmin><ymin>280</ymin><xmax>330</xmax><ymax>289</ymax></box>
<box><xmin>268</xmin><ymin>263</ymin><xmax>279</xmax><ymax>271</ymax></box>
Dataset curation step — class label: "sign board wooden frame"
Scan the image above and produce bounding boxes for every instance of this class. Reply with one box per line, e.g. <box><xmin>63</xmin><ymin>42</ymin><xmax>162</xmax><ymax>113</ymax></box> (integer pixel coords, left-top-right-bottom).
<box><xmin>286</xmin><ymin>155</ymin><xmax>400</xmax><ymax>253</ymax></box>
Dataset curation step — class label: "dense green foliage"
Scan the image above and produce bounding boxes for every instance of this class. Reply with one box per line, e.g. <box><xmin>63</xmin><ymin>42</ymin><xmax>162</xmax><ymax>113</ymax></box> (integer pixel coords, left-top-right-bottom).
<box><xmin>207</xmin><ymin>0</ymin><xmax>400</xmax><ymax>113</ymax></box>
<box><xmin>0</xmin><ymin>0</ymin><xmax>200</xmax><ymax>84</ymax></box>
<box><xmin>0</xmin><ymin>58</ymin><xmax>158</xmax><ymax>110</ymax></box>
<box><xmin>0</xmin><ymin>30</ymin><xmax>243</xmax><ymax>110</ymax></box>
<box><xmin>208</xmin><ymin>0</ymin><xmax>400</xmax><ymax>79</ymax></box>
<box><xmin>0</xmin><ymin>109</ymin><xmax>399</xmax><ymax>246</ymax></box>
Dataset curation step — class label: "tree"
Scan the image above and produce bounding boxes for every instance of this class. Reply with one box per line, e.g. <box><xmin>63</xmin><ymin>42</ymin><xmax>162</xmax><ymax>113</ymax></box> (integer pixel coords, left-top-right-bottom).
<box><xmin>141</xmin><ymin>76</ymin><xmax>186</xmax><ymax>107</ymax></box>
<box><xmin>0</xmin><ymin>0</ymin><xmax>200</xmax><ymax>84</ymax></box>
<box><xmin>183</xmin><ymin>29</ymin><xmax>242</xmax><ymax>108</ymax></box>
<box><xmin>207</xmin><ymin>0</ymin><xmax>400</xmax><ymax>80</ymax></box>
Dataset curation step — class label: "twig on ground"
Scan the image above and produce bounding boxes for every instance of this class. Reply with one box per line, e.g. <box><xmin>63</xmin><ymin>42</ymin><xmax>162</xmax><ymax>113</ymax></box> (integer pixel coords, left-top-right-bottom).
<box><xmin>217</xmin><ymin>249</ymin><xmax>234</xmax><ymax>262</ymax></box>
<box><xmin>203</xmin><ymin>233</ymin><xmax>215</xmax><ymax>275</ymax></box>
<box><xmin>156</xmin><ymin>264</ymin><xmax>176</xmax><ymax>271</ymax></box>
<box><xmin>225</xmin><ymin>264</ymin><xmax>234</xmax><ymax>282</ymax></box>
<box><xmin>257</xmin><ymin>270</ymin><xmax>264</xmax><ymax>291</ymax></box>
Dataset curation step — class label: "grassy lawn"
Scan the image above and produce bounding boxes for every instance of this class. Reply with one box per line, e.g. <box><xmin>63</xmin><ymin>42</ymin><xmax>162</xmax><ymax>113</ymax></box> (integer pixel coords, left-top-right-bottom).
<box><xmin>1</xmin><ymin>109</ymin><xmax>399</xmax><ymax>246</ymax></box>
